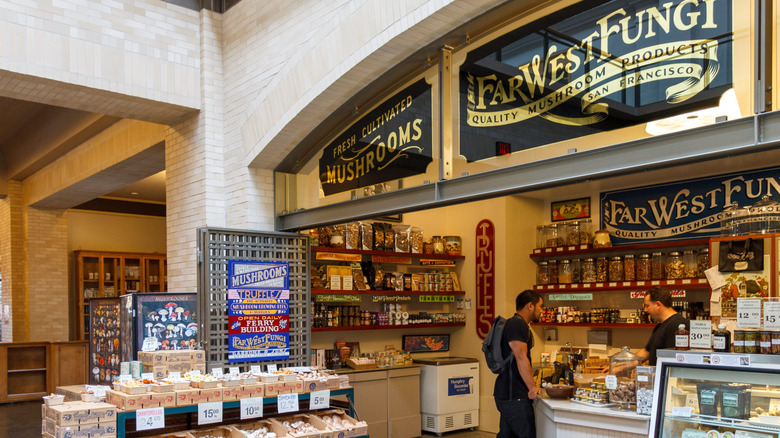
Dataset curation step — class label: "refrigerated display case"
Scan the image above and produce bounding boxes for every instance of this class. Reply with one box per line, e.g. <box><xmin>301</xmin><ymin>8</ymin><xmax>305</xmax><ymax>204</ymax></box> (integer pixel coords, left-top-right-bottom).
<box><xmin>651</xmin><ymin>350</ymin><xmax>780</xmax><ymax>438</ymax></box>
<box><xmin>118</xmin><ymin>292</ymin><xmax>197</xmax><ymax>362</ymax></box>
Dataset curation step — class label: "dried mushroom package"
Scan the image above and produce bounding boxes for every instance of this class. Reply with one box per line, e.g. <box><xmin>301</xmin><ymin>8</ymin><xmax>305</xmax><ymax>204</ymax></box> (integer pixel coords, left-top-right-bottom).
<box><xmin>360</xmin><ymin>222</ymin><xmax>373</xmax><ymax>250</ymax></box>
<box><xmin>383</xmin><ymin>223</ymin><xmax>394</xmax><ymax>251</ymax></box>
<box><xmin>345</xmin><ymin>222</ymin><xmax>360</xmax><ymax>249</ymax></box>
<box><xmin>393</xmin><ymin>225</ymin><xmax>410</xmax><ymax>252</ymax></box>
<box><xmin>372</xmin><ymin>223</ymin><xmax>385</xmax><ymax>251</ymax></box>
<box><xmin>410</xmin><ymin>227</ymin><xmax>423</xmax><ymax>253</ymax></box>
<box><xmin>329</xmin><ymin>224</ymin><xmax>346</xmax><ymax>248</ymax></box>
<box><xmin>318</xmin><ymin>226</ymin><xmax>330</xmax><ymax>247</ymax></box>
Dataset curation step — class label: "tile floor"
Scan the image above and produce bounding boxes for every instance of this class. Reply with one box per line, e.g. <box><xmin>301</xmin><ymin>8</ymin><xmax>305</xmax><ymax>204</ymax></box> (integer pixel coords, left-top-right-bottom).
<box><xmin>1</xmin><ymin>400</ymin><xmax>494</xmax><ymax>438</ymax></box>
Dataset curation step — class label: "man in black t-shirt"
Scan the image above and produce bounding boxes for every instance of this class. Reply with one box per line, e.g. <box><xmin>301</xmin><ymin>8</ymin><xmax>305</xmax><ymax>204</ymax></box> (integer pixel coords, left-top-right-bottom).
<box><xmin>638</xmin><ymin>286</ymin><xmax>689</xmax><ymax>365</ymax></box>
<box><xmin>494</xmin><ymin>290</ymin><xmax>543</xmax><ymax>438</ymax></box>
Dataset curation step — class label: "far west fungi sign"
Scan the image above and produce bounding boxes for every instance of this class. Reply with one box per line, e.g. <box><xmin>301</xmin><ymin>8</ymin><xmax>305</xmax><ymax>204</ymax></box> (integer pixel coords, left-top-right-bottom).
<box><xmin>319</xmin><ymin>79</ymin><xmax>433</xmax><ymax>196</ymax></box>
<box><xmin>460</xmin><ymin>0</ymin><xmax>732</xmax><ymax>161</ymax></box>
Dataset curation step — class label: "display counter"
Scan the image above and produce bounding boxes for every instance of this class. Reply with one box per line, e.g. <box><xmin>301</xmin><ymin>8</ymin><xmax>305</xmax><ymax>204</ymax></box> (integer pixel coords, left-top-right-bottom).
<box><xmin>536</xmin><ymin>397</ymin><xmax>650</xmax><ymax>438</ymax></box>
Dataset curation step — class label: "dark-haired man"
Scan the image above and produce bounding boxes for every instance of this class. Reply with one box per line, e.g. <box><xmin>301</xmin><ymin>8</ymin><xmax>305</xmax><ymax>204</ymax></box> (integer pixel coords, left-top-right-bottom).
<box><xmin>637</xmin><ymin>286</ymin><xmax>689</xmax><ymax>365</ymax></box>
<box><xmin>494</xmin><ymin>290</ymin><xmax>543</xmax><ymax>438</ymax></box>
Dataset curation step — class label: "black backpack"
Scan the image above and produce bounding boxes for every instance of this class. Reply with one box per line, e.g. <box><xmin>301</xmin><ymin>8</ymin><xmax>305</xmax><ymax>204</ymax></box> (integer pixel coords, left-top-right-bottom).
<box><xmin>482</xmin><ymin>315</ymin><xmax>514</xmax><ymax>374</ymax></box>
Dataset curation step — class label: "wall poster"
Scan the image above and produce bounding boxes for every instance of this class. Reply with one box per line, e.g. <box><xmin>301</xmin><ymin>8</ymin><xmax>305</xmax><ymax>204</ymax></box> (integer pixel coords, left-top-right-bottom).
<box><xmin>460</xmin><ymin>0</ymin><xmax>732</xmax><ymax>162</ymax></box>
<box><xmin>227</xmin><ymin>261</ymin><xmax>291</xmax><ymax>363</ymax></box>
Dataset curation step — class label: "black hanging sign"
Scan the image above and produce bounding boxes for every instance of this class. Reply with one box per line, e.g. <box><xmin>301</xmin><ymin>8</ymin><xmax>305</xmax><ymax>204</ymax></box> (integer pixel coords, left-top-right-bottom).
<box><xmin>319</xmin><ymin>79</ymin><xmax>433</xmax><ymax>196</ymax></box>
<box><xmin>460</xmin><ymin>0</ymin><xmax>733</xmax><ymax>162</ymax></box>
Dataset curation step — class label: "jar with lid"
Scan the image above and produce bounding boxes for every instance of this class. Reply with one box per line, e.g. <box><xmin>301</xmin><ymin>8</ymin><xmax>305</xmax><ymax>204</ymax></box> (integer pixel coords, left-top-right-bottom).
<box><xmin>536</xmin><ymin>225</ymin><xmax>545</xmax><ymax>249</ymax></box>
<box><xmin>559</xmin><ymin>260</ymin><xmax>573</xmax><ymax>284</ymax></box>
<box><xmin>596</xmin><ymin>257</ymin><xmax>608</xmax><ymax>282</ymax></box>
<box><xmin>432</xmin><ymin>236</ymin><xmax>445</xmax><ymax>254</ymax></box>
<box><xmin>608</xmin><ymin>347</ymin><xmax>640</xmax><ymax>410</ymax></box>
<box><xmin>578</xmin><ymin>219</ymin><xmax>594</xmax><ymax>245</ymax></box>
<box><xmin>748</xmin><ymin>195</ymin><xmax>780</xmax><ymax>234</ymax></box>
<box><xmin>637</xmin><ymin>254</ymin><xmax>652</xmax><ymax>281</ymax></box>
<box><xmin>571</xmin><ymin>259</ymin><xmax>582</xmax><ymax>283</ymax></box>
<box><xmin>666</xmin><ymin>251</ymin><xmax>684</xmax><ymax>280</ymax></box>
<box><xmin>548</xmin><ymin>260</ymin><xmax>559</xmax><ymax>284</ymax></box>
<box><xmin>609</xmin><ymin>256</ymin><xmax>624</xmax><ymax>282</ymax></box>
<box><xmin>681</xmin><ymin>250</ymin><xmax>696</xmax><ymax>278</ymax></box>
<box><xmin>772</xmin><ymin>332</ymin><xmax>780</xmax><ymax>354</ymax></box>
<box><xmin>721</xmin><ymin>202</ymin><xmax>749</xmax><ymax>236</ymax></box>
<box><xmin>537</xmin><ymin>261</ymin><xmax>550</xmax><ymax>285</ymax></box>
<box><xmin>733</xmin><ymin>330</ymin><xmax>746</xmax><ymax>353</ymax></box>
<box><xmin>565</xmin><ymin>221</ymin><xmax>581</xmax><ymax>246</ymax></box>
<box><xmin>652</xmin><ymin>252</ymin><xmax>665</xmax><ymax>280</ymax></box>
<box><xmin>546</xmin><ymin>224</ymin><xmax>564</xmax><ymax>247</ymax></box>
<box><xmin>624</xmin><ymin>254</ymin><xmax>636</xmax><ymax>281</ymax></box>
<box><xmin>744</xmin><ymin>330</ymin><xmax>759</xmax><ymax>354</ymax></box>
<box><xmin>636</xmin><ymin>366</ymin><xmax>655</xmax><ymax>415</ymax></box>
<box><xmin>761</xmin><ymin>331</ymin><xmax>773</xmax><ymax>354</ymax></box>
<box><xmin>696</xmin><ymin>248</ymin><xmax>709</xmax><ymax>277</ymax></box>
<box><xmin>582</xmin><ymin>258</ymin><xmax>596</xmax><ymax>283</ymax></box>
<box><xmin>593</xmin><ymin>229</ymin><xmax>612</xmax><ymax>248</ymax></box>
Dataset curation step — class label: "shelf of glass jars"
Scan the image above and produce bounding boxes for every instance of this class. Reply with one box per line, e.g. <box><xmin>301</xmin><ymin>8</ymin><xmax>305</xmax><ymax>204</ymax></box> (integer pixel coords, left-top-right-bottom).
<box><xmin>311</xmin><ymin>246</ymin><xmax>465</xmax><ymax>260</ymax></box>
<box><xmin>533</xmin><ymin>277</ymin><xmax>710</xmax><ymax>292</ymax></box>
<box><xmin>529</xmin><ymin>238</ymin><xmax>709</xmax><ymax>258</ymax></box>
<box><xmin>311</xmin><ymin>322</ymin><xmax>465</xmax><ymax>332</ymax></box>
<box><xmin>534</xmin><ymin>322</ymin><xmax>655</xmax><ymax>328</ymax></box>
<box><xmin>311</xmin><ymin>288</ymin><xmax>466</xmax><ymax>296</ymax></box>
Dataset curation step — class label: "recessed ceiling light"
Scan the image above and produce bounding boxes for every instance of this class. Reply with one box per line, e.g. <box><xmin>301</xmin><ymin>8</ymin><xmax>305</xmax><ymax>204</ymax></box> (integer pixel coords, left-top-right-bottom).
<box><xmin>130</xmin><ymin>191</ymin><xmax>140</xmax><ymax>195</ymax></box>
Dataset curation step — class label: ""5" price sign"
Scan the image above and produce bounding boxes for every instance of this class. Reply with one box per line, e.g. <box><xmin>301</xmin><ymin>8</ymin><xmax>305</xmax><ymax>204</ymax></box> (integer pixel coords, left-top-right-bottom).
<box><xmin>309</xmin><ymin>390</ymin><xmax>330</xmax><ymax>410</ymax></box>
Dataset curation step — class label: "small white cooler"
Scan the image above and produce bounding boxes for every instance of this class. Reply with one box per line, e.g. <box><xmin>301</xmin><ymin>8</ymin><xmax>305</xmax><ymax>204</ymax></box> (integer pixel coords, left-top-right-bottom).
<box><xmin>416</xmin><ymin>357</ymin><xmax>479</xmax><ymax>435</ymax></box>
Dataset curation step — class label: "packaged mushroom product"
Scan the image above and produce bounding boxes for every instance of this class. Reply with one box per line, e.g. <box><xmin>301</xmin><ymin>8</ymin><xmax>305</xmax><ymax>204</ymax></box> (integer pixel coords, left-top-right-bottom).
<box><xmin>372</xmin><ymin>223</ymin><xmax>385</xmax><ymax>251</ymax></box>
<box><xmin>410</xmin><ymin>227</ymin><xmax>424</xmax><ymax>253</ymax></box>
<box><xmin>328</xmin><ymin>224</ymin><xmax>346</xmax><ymax>248</ymax></box>
<box><xmin>360</xmin><ymin>222</ymin><xmax>373</xmax><ymax>250</ymax></box>
<box><xmin>635</xmin><ymin>366</ymin><xmax>655</xmax><ymax>415</ymax></box>
<box><xmin>383</xmin><ymin>223</ymin><xmax>394</xmax><ymax>251</ymax></box>
<box><xmin>697</xmin><ymin>382</ymin><xmax>721</xmax><ymax>417</ymax></box>
<box><xmin>393</xmin><ymin>225</ymin><xmax>410</xmax><ymax>252</ymax></box>
<box><xmin>345</xmin><ymin>222</ymin><xmax>360</xmax><ymax>250</ymax></box>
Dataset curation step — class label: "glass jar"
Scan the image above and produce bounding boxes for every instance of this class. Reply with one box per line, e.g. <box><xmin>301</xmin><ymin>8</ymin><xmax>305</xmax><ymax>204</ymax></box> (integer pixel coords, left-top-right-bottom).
<box><xmin>652</xmin><ymin>252</ymin><xmax>665</xmax><ymax>280</ymax></box>
<box><xmin>423</xmin><ymin>240</ymin><xmax>433</xmax><ymax>254</ymax></box>
<box><xmin>733</xmin><ymin>330</ymin><xmax>746</xmax><ymax>353</ymax></box>
<box><xmin>744</xmin><ymin>330</ymin><xmax>759</xmax><ymax>354</ymax></box>
<box><xmin>666</xmin><ymin>251</ymin><xmax>684</xmax><ymax>280</ymax></box>
<box><xmin>609</xmin><ymin>256</ymin><xmax>624</xmax><ymax>282</ymax></box>
<box><xmin>545</xmin><ymin>224</ymin><xmax>564</xmax><ymax>247</ymax></box>
<box><xmin>636</xmin><ymin>366</ymin><xmax>655</xmax><ymax>415</ymax></box>
<box><xmin>571</xmin><ymin>259</ymin><xmax>582</xmax><ymax>283</ymax></box>
<box><xmin>682</xmin><ymin>250</ymin><xmax>696</xmax><ymax>278</ymax></box>
<box><xmin>537</xmin><ymin>261</ymin><xmax>549</xmax><ymax>285</ymax></box>
<box><xmin>548</xmin><ymin>260</ymin><xmax>559</xmax><ymax>284</ymax></box>
<box><xmin>578</xmin><ymin>219</ymin><xmax>594</xmax><ymax>245</ymax></box>
<box><xmin>559</xmin><ymin>260</ymin><xmax>573</xmax><ymax>284</ymax></box>
<box><xmin>721</xmin><ymin>202</ymin><xmax>748</xmax><ymax>236</ymax></box>
<box><xmin>432</xmin><ymin>236</ymin><xmax>445</xmax><ymax>254</ymax></box>
<box><xmin>608</xmin><ymin>347</ymin><xmax>640</xmax><ymax>410</ymax></box>
<box><xmin>593</xmin><ymin>229</ymin><xmax>612</xmax><ymax>248</ymax></box>
<box><xmin>565</xmin><ymin>221</ymin><xmax>580</xmax><ymax>246</ymax></box>
<box><xmin>596</xmin><ymin>257</ymin><xmax>608</xmax><ymax>282</ymax></box>
<box><xmin>637</xmin><ymin>254</ymin><xmax>652</xmax><ymax>281</ymax></box>
<box><xmin>772</xmin><ymin>332</ymin><xmax>780</xmax><ymax>355</ymax></box>
<box><xmin>624</xmin><ymin>254</ymin><xmax>636</xmax><ymax>281</ymax></box>
<box><xmin>536</xmin><ymin>225</ymin><xmax>545</xmax><ymax>249</ymax></box>
<box><xmin>696</xmin><ymin>248</ymin><xmax>709</xmax><ymax>277</ymax></box>
<box><xmin>748</xmin><ymin>195</ymin><xmax>780</xmax><ymax>234</ymax></box>
<box><xmin>582</xmin><ymin>258</ymin><xmax>596</xmax><ymax>283</ymax></box>
<box><xmin>761</xmin><ymin>331</ymin><xmax>773</xmax><ymax>354</ymax></box>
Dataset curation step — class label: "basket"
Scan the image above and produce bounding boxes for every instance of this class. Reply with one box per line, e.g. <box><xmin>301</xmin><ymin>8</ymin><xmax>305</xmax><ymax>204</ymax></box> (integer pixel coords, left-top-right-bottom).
<box><xmin>120</xmin><ymin>384</ymin><xmax>149</xmax><ymax>395</ymax></box>
<box><xmin>191</xmin><ymin>380</ymin><xmax>219</xmax><ymax>389</ymax></box>
<box><xmin>241</xmin><ymin>377</ymin><xmax>258</xmax><ymax>385</ymax></box>
<box><xmin>545</xmin><ymin>384</ymin><xmax>574</xmax><ymax>399</ymax></box>
<box><xmin>221</xmin><ymin>379</ymin><xmax>240</xmax><ymax>387</ymax></box>
<box><xmin>43</xmin><ymin>395</ymin><xmax>65</xmax><ymax>406</ymax></box>
<box><xmin>151</xmin><ymin>383</ymin><xmax>175</xmax><ymax>393</ymax></box>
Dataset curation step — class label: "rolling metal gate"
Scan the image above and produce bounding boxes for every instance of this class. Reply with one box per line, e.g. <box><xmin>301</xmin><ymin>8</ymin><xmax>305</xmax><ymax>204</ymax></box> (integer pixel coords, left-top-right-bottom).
<box><xmin>197</xmin><ymin>227</ymin><xmax>310</xmax><ymax>371</ymax></box>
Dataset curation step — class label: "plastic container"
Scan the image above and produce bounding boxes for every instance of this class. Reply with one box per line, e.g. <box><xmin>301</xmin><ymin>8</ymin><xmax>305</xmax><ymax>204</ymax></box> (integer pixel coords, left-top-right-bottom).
<box><xmin>608</xmin><ymin>347</ymin><xmax>640</xmax><ymax>410</ymax></box>
<box><xmin>666</xmin><ymin>252</ymin><xmax>684</xmax><ymax>280</ymax></box>
<box><xmin>761</xmin><ymin>331</ymin><xmax>773</xmax><ymax>354</ymax></box>
<box><xmin>623</xmin><ymin>255</ymin><xmax>636</xmax><ymax>282</ymax></box>
<box><xmin>637</xmin><ymin>254</ymin><xmax>651</xmax><ymax>281</ymax></box>
<box><xmin>536</xmin><ymin>225</ymin><xmax>545</xmax><ymax>249</ymax></box>
<box><xmin>545</xmin><ymin>224</ymin><xmax>564</xmax><ymax>247</ymax></box>
<box><xmin>636</xmin><ymin>366</ymin><xmax>655</xmax><ymax>415</ymax></box>
<box><xmin>609</xmin><ymin>256</ymin><xmax>624</xmax><ymax>282</ymax></box>
<box><xmin>537</xmin><ymin>261</ymin><xmax>549</xmax><ymax>285</ymax></box>
<box><xmin>772</xmin><ymin>332</ymin><xmax>780</xmax><ymax>354</ymax></box>
<box><xmin>559</xmin><ymin>260</ymin><xmax>573</xmax><ymax>284</ymax></box>
<box><xmin>548</xmin><ymin>260</ymin><xmax>559</xmax><ymax>284</ymax></box>
<box><xmin>571</xmin><ymin>259</ymin><xmax>582</xmax><ymax>283</ymax></box>
<box><xmin>444</xmin><ymin>236</ymin><xmax>462</xmax><ymax>255</ymax></box>
<box><xmin>683</xmin><ymin>250</ymin><xmax>696</xmax><ymax>278</ymax></box>
<box><xmin>733</xmin><ymin>330</ymin><xmax>746</xmax><ymax>353</ymax></box>
<box><xmin>565</xmin><ymin>221</ymin><xmax>581</xmax><ymax>246</ymax></box>
<box><xmin>578</xmin><ymin>219</ymin><xmax>593</xmax><ymax>245</ymax></box>
<box><xmin>596</xmin><ymin>257</ymin><xmax>608</xmax><ymax>282</ymax></box>
<box><xmin>652</xmin><ymin>252</ymin><xmax>665</xmax><ymax>280</ymax></box>
<box><xmin>432</xmin><ymin>236</ymin><xmax>445</xmax><ymax>254</ymax></box>
<box><xmin>582</xmin><ymin>258</ymin><xmax>596</xmax><ymax>283</ymax></box>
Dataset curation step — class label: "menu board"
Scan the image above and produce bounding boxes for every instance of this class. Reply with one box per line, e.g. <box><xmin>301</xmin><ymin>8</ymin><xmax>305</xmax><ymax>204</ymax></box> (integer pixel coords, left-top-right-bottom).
<box><xmin>89</xmin><ymin>298</ymin><xmax>121</xmax><ymax>384</ymax></box>
<box><xmin>227</xmin><ymin>261</ymin><xmax>290</xmax><ymax>363</ymax></box>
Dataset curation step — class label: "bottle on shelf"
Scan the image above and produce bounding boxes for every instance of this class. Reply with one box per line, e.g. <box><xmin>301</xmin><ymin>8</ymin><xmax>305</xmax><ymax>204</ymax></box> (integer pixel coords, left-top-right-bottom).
<box><xmin>712</xmin><ymin>324</ymin><xmax>731</xmax><ymax>352</ymax></box>
<box><xmin>675</xmin><ymin>324</ymin><xmax>690</xmax><ymax>350</ymax></box>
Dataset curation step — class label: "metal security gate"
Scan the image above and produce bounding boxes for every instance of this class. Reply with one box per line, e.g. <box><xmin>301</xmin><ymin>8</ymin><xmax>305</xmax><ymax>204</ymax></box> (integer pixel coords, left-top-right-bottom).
<box><xmin>197</xmin><ymin>227</ymin><xmax>310</xmax><ymax>371</ymax></box>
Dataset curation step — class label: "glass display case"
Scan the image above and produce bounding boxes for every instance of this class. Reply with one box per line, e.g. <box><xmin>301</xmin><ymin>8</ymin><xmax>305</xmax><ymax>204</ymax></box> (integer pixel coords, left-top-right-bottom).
<box><xmin>651</xmin><ymin>350</ymin><xmax>780</xmax><ymax>438</ymax></box>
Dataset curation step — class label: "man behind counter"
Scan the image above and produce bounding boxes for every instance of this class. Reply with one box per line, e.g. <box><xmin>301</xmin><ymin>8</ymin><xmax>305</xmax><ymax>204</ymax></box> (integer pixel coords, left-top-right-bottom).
<box><xmin>637</xmin><ymin>286</ymin><xmax>689</xmax><ymax>365</ymax></box>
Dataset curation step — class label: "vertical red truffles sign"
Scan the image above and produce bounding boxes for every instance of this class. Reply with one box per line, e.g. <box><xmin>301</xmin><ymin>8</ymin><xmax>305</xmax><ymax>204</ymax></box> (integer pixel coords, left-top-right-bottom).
<box><xmin>476</xmin><ymin>219</ymin><xmax>495</xmax><ymax>339</ymax></box>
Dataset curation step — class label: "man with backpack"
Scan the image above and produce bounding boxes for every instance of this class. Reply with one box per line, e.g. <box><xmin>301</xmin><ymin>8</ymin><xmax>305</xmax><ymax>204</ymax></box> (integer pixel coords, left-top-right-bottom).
<box><xmin>492</xmin><ymin>289</ymin><xmax>543</xmax><ymax>438</ymax></box>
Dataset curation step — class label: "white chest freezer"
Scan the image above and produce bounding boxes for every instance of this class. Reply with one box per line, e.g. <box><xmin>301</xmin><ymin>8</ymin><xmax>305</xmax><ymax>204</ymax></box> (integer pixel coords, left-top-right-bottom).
<box><xmin>415</xmin><ymin>357</ymin><xmax>479</xmax><ymax>435</ymax></box>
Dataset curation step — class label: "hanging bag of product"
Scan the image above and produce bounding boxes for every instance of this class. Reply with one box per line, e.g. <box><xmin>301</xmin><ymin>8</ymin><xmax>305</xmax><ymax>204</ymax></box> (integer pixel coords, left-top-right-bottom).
<box><xmin>718</xmin><ymin>238</ymin><xmax>764</xmax><ymax>272</ymax></box>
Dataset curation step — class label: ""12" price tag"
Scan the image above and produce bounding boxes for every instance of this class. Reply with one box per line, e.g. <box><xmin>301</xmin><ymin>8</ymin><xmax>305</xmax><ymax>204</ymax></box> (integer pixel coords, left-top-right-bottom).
<box><xmin>198</xmin><ymin>401</ymin><xmax>223</xmax><ymax>425</ymax></box>
<box><xmin>240</xmin><ymin>397</ymin><xmax>263</xmax><ymax>420</ymax></box>
<box><xmin>277</xmin><ymin>393</ymin><xmax>299</xmax><ymax>413</ymax></box>
<box><xmin>689</xmin><ymin>320</ymin><xmax>712</xmax><ymax>349</ymax></box>
<box><xmin>136</xmin><ymin>407</ymin><xmax>165</xmax><ymax>431</ymax></box>
<box><xmin>765</xmin><ymin>302</ymin><xmax>780</xmax><ymax>330</ymax></box>
<box><xmin>309</xmin><ymin>390</ymin><xmax>330</xmax><ymax>410</ymax></box>
<box><xmin>737</xmin><ymin>298</ymin><xmax>762</xmax><ymax>329</ymax></box>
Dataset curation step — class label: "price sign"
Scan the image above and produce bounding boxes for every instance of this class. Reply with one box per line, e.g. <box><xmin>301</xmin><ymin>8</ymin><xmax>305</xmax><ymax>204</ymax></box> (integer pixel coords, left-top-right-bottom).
<box><xmin>605</xmin><ymin>375</ymin><xmax>617</xmax><ymax>390</ymax></box>
<box><xmin>141</xmin><ymin>373</ymin><xmax>154</xmax><ymax>380</ymax></box>
<box><xmin>671</xmin><ymin>406</ymin><xmax>692</xmax><ymax>417</ymax></box>
<box><xmin>229</xmin><ymin>367</ymin><xmax>241</xmax><ymax>375</ymax></box>
<box><xmin>277</xmin><ymin>393</ymin><xmax>299</xmax><ymax>413</ymax></box>
<box><xmin>84</xmin><ymin>385</ymin><xmax>110</xmax><ymax>399</ymax></box>
<box><xmin>250</xmin><ymin>365</ymin><xmax>262</xmax><ymax>373</ymax></box>
<box><xmin>142</xmin><ymin>337</ymin><xmax>159</xmax><ymax>352</ymax></box>
<box><xmin>240</xmin><ymin>397</ymin><xmax>263</xmax><ymax>420</ymax></box>
<box><xmin>119</xmin><ymin>375</ymin><xmax>132</xmax><ymax>383</ymax></box>
<box><xmin>737</xmin><ymin>298</ymin><xmax>762</xmax><ymax>328</ymax></box>
<box><xmin>211</xmin><ymin>368</ymin><xmax>223</xmax><ymax>377</ymax></box>
<box><xmin>765</xmin><ymin>302</ymin><xmax>780</xmax><ymax>330</ymax></box>
<box><xmin>190</xmin><ymin>369</ymin><xmax>202</xmax><ymax>376</ymax></box>
<box><xmin>689</xmin><ymin>320</ymin><xmax>712</xmax><ymax>349</ymax></box>
<box><xmin>267</xmin><ymin>364</ymin><xmax>278</xmax><ymax>373</ymax></box>
<box><xmin>309</xmin><ymin>390</ymin><xmax>330</xmax><ymax>409</ymax></box>
<box><xmin>168</xmin><ymin>372</ymin><xmax>181</xmax><ymax>379</ymax></box>
<box><xmin>136</xmin><ymin>407</ymin><xmax>165</xmax><ymax>431</ymax></box>
<box><xmin>198</xmin><ymin>401</ymin><xmax>223</xmax><ymax>425</ymax></box>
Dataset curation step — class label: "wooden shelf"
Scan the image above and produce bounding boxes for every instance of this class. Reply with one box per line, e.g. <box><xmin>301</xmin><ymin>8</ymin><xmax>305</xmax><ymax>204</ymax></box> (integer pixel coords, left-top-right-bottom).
<box><xmin>7</xmin><ymin>368</ymin><xmax>46</xmax><ymax>373</ymax></box>
<box><xmin>534</xmin><ymin>278</ymin><xmax>710</xmax><ymax>292</ymax></box>
<box><xmin>311</xmin><ymin>246</ymin><xmax>465</xmax><ymax>260</ymax></box>
<box><xmin>530</xmin><ymin>238</ymin><xmax>709</xmax><ymax>259</ymax></box>
<box><xmin>312</xmin><ymin>289</ymin><xmax>465</xmax><ymax>296</ymax></box>
<box><xmin>312</xmin><ymin>322</ymin><xmax>465</xmax><ymax>332</ymax></box>
<box><xmin>534</xmin><ymin>322</ymin><xmax>655</xmax><ymax>328</ymax></box>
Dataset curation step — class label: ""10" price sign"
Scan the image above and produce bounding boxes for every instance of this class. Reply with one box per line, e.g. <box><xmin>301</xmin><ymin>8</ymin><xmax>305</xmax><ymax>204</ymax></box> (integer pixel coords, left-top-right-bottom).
<box><xmin>240</xmin><ymin>397</ymin><xmax>263</xmax><ymax>420</ymax></box>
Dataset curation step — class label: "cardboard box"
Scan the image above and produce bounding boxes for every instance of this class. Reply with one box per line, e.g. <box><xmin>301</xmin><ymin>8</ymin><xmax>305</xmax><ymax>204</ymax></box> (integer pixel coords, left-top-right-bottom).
<box><xmin>220</xmin><ymin>385</ymin><xmax>242</xmax><ymax>402</ymax></box>
<box><xmin>143</xmin><ymin>364</ymin><xmax>168</xmax><ymax>380</ymax></box>
<box><xmin>311</xmin><ymin>410</ymin><xmax>368</xmax><ymax>438</ymax></box>
<box><xmin>263</xmin><ymin>381</ymin><xmax>287</xmax><ymax>397</ymax></box>
<box><xmin>164</xmin><ymin>351</ymin><xmax>192</xmax><ymax>363</ymax></box>
<box><xmin>138</xmin><ymin>351</ymin><xmax>166</xmax><ymax>365</ymax></box>
<box><xmin>43</xmin><ymin>418</ymin><xmax>117</xmax><ymax>438</ymax></box>
<box><xmin>304</xmin><ymin>378</ymin><xmax>330</xmax><ymax>392</ymax></box>
<box><xmin>326</xmin><ymin>376</ymin><xmax>340</xmax><ymax>389</ymax></box>
<box><xmin>271</xmin><ymin>415</ymin><xmax>321</xmax><ymax>438</ymax></box>
<box><xmin>285</xmin><ymin>379</ymin><xmax>304</xmax><ymax>394</ymax></box>
<box><xmin>189</xmin><ymin>426</ymin><xmax>234</xmax><ymax>437</ymax></box>
<box><xmin>166</xmin><ymin>361</ymin><xmax>193</xmax><ymax>373</ymax></box>
<box><xmin>234</xmin><ymin>384</ymin><xmax>263</xmax><ymax>399</ymax></box>
<box><xmin>106</xmin><ymin>389</ymin><xmax>175</xmax><ymax>411</ymax></box>
<box><xmin>190</xmin><ymin>350</ymin><xmax>206</xmax><ymax>362</ymax></box>
<box><xmin>175</xmin><ymin>388</ymin><xmax>223</xmax><ymax>406</ymax></box>
<box><xmin>192</xmin><ymin>363</ymin><xmax>207</xmax><ymax>374</ymax></box>
<box><xmin>43</xmin><ymin>401</ymin><xmax>117</xmax><ymax>426</ymax></box>
<box><xmin>230</xmin><ymin>419</ymin><xmax>288</xmax><ymax>438</ymax></box>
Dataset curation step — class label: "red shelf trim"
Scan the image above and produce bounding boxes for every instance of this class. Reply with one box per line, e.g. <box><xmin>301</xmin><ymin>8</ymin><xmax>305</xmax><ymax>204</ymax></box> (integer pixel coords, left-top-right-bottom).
<box><xmin>530</xmin><ymin>238</ymin><xmax>709</xmax><ymax>258</ymax></box>
<box><xmin>311</xmin><ymin>322</ymin><xmax>465</xmax><ymax>332</ymax></box>
<box><xmin>533</xmin><ymin>278</ymin><xmax>709</xmax><ymax>292</ymax></box>
<box><xmin>311</xmin><ymin>246</ymin><xmax>465</xmax><ymax>260</ymax></box>
<box><xmin>311</xmin><ymin>289</ymin><xmax>465</xmax><ymax>296</ymax></box>
<box><xmin>534</xmin><ymin>322</ymin><xmax>655</xmax><ymax>328</ymax></box>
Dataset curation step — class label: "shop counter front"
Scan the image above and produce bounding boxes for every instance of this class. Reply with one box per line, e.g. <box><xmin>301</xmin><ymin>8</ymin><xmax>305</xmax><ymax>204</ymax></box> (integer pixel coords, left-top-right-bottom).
<box><xmin>536</xmin><ymin>397</ymin><xmax>650</xmax><ymax>438</ymax></box>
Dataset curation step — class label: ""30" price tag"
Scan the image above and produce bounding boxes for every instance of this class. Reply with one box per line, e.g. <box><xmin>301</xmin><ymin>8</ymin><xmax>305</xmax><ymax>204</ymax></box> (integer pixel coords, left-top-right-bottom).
<box><xmin>198</xmin><ymin>401</ymin><xmax>223</xmax><ymax>425</ymax></box>
<box><xmin>277</xmin><ymin>393</ymin><xmax>299</xmax><ymax>414</ymax></box>
<box><xmin>689</xmin><ymin>320</ymin><xmax>712</xmax><ymax>349</ymax></box>
<box><xmin>240</xmin><ymin>397</ymin><xmax>263</xmax><ymax>420</ymax></box>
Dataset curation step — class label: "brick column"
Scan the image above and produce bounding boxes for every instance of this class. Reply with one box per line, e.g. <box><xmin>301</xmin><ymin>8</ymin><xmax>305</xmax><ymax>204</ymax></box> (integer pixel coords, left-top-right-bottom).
<box><xmin>0</xmin><ymin>181</ymin><xmax>25</xmax><ymax>341</ymax></box>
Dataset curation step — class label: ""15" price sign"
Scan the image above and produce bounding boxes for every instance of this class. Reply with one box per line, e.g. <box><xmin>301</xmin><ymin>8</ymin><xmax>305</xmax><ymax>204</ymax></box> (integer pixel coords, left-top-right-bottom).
<box><xmin>240</xmin><ymin>397</ymin><xmax>263</xmax><ymax>420</ymax></box>
<box><xmin>198</xmin><ymin>401</ymin><xmax>223</xmax><ymax>425</ymax></box>
<box><xmin>764</xmin><ymin>302</ymin><xmax>780</xmax><ymax>330</ymax></box>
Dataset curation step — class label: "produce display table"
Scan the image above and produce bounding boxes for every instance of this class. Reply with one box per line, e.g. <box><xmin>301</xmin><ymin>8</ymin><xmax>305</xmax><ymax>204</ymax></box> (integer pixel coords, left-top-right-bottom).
<box><xmin>116</xmin><ymin>387</ymin><xmax>358</xmax><ymax>437</ymax></box>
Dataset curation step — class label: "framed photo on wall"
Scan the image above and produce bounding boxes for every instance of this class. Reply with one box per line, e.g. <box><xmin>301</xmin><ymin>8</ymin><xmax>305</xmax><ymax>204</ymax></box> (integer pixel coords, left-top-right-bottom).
<box><xmin>551</xmin><ymin>197</ymin><xmax>590</xmax><ymax>222</ymax></box>
<box><xmin>402</xmin><ymin>334</ymin><xmax>450</xmax><ymax>352</ymax></box>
